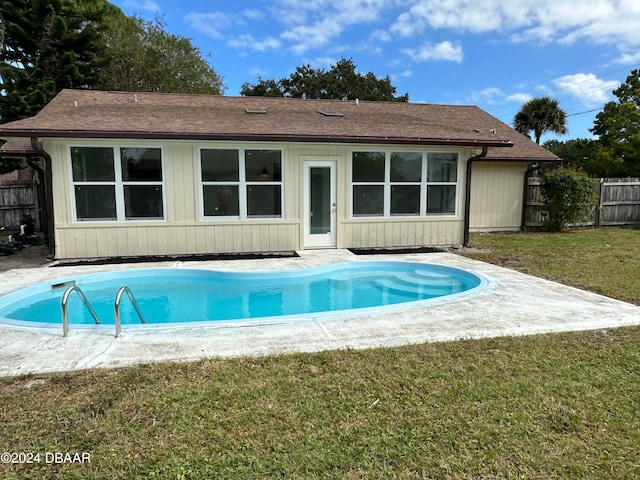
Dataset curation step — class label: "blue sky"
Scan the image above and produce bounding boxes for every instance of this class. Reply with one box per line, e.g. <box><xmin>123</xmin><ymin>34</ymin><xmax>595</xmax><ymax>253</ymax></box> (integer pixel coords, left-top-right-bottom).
<box><xmin>115</xmin><ymin>0</ymin><xmax>640</xmax><ymax>143</ymax></box>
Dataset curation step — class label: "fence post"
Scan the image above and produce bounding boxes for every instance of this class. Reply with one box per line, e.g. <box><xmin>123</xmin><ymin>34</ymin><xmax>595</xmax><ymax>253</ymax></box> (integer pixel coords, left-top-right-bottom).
<box><xmin>594</xmin><ymin>178</ymin><xmax>604</xmax><ymax>228</ymax></box>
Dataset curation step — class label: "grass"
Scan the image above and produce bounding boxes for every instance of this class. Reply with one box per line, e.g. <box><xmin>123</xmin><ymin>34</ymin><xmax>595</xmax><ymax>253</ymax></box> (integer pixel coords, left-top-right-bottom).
<box><xmin>462</xmin><ymin>228</ymin><xmax>640</xmax><ymax>305</ymax></box>
<box><xmin>1</xmin><ymin>228</ymin><xmax>639</xmax><ymax>479</ymax></box>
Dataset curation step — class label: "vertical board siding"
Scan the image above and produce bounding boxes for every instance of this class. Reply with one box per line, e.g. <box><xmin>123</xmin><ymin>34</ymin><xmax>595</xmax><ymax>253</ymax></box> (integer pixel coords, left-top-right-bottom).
<box><xmin>470</xmin><ymin>162</ymin><xmax>527</xmax><ymax>231</ymax></box>
<box><xmin>342</xmin><ymin>219</ymin><xmax>463</xmax><ymax>248</ymax></box>
<box><xmin>55</xmin><ymin>223</ymin><xmax>301</xmax><ymax>259</ymax></box>
<box><xmin>48</xmin><ymin>139</ymin><xmax>474</xmax><ymax>258</ymax></box>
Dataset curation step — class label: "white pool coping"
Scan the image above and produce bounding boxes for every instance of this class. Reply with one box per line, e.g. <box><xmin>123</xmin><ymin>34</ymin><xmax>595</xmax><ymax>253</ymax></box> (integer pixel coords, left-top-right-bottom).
<box><xmin>1</xmin><ymin>249</ymin><xmax>639</xmax><ymax>377</ymax></box>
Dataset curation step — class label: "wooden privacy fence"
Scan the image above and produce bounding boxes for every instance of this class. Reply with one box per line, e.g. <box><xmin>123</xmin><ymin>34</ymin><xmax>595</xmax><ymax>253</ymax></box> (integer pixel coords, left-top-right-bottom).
<box><xmin>525</xmin><ymin>177</ymin><xmax>640</xmax><ymax>228</ymax></box>
<box><xmin>0</xmin><ymin>181</ymin><xmax>40</xmax><ymax>231</ymax></box>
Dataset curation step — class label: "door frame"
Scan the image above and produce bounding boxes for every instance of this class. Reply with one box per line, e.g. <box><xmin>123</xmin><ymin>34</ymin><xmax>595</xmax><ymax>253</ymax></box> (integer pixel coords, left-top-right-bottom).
<box><xmin>303</xmin><ymin>160</ymin><xmax>337</xmax><ymax>249</ymax></box>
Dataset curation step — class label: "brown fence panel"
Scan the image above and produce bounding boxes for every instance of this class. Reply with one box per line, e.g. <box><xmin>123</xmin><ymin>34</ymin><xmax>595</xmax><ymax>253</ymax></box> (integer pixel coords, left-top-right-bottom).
<box><xmin>599</xmin><ymin>178</ymin><xmax>640</xmax><ymax>225</ymax></box>
<box><xmin>0</xmin><ymin>181</ymin><xmax>40</xmax><ymax>231</ymax></box>
<box><xmin>524</xmin><ymin>177</ymin><xmax>546</xmax><ymax>227</ymax></box>
<box><xmin>524</xmin><ymin>177</ymin><xmax>639</xmax><ymax>228</ymax></box>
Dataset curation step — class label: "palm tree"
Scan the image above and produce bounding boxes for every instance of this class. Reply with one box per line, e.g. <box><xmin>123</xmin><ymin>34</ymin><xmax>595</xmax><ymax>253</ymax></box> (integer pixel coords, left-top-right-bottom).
<box><xmin>513</xmin><ymin>97</ymin><xmax>567</xmax><ymax>144</ymax></box>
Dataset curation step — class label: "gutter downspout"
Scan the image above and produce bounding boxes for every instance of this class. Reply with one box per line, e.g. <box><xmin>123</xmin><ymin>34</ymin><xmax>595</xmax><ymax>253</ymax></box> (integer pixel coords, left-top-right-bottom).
<box><xmin>463</xmin><ymin>146</ymin><xmax>488</xmax><ymax>247</ymax></box>
<box><xmin>28</xmin><ymin>137</ymin><xmax>55</xmax><ymax>258</ymax></box>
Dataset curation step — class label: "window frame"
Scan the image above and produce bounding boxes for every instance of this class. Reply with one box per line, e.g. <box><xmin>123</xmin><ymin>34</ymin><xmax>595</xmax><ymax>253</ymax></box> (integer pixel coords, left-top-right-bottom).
<box><xmin>350</xmin><ymin>150</ymin><xmax>459</xmax><ymax>218</ymax></box>
<box><xmin>69</xmin><ymin>145</ymin><xmax>166</xmax><ymax>223</ymax></box>
<box><xmin>199</xmin><ymin>147</ymin><xmax>284</xmax><ymax>220</ymax></box>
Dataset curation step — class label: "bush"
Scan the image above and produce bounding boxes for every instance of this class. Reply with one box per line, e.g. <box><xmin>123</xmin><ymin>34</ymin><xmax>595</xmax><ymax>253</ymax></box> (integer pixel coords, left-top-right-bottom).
<box><xmin>541</xmin><ymin>167</ymin><xmax>599</xmax><ymax>231</ymax></box>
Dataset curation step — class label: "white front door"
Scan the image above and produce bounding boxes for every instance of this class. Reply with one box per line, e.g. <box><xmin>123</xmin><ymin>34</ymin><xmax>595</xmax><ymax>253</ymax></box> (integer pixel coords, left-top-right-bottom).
<box><xmin>304</xmin><ymin>161</ymin><xmax>337</xmax><ymax>248</ymax></box>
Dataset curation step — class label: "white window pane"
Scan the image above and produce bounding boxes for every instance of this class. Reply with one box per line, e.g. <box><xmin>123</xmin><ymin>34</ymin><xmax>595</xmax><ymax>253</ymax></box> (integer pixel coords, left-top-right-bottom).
<box><xmin>201</xmin><ymin>149</ymin><xmax>239</xmax><ymax>182</ymax></box>
<box><xmin>247</xmin><ymin>185</ymin><xmax>281</xmax><ymax>217</ymax></box>
<box><xmin>353</xmin><ymin>185</ymin><xmax>384</xmax><ymax>216</ymax></box>
<box><xmin>352</xmin><ymin>152</ymin><xmax>385</xmax><ymax>182</ymax></box>
<box><xmin>121</xmin><ymin>148</ymin><xmax>162</xmax><ymax>182</ymax></box>
<box><xmin>124</xmin><ymin>185</ymin><xmax>164</xmax><ymax>219</ymax></box>
<box><xmin>203</xmin><ymin>185</ymin><xmax>239</xmax><ymax>216</ymax></box>
<box><xmin>246</xmin><ymin>150</ymin><xmax>281</xmax><ymax>181</ymax></box>
<box><xmin>427</xmin><ymin>185</ymin><xmax>456</xmax><ymax>214</ymax></box>
<box><xmin>74</xmin><ymin>185</ymin><xmax>116</xmax><ymax>220</ymax></box>
<box><xmin>427</xmin><ymin>153</ymin><xmax>458</xmax><ymax>182</ymax></box>
<box><xmin>391</xmin><ymin>185</ymin><xmax>420</xmax><ymax>215</ymax></box>
<box><xmin>391</xmin><ymin>152</ymin><xmax>422</xmax><ymax>182</ymax></box>
<box><xmin>71</xmin><ymin>147</ymin><xmax>114</xmax><ymax>182</ymax></box>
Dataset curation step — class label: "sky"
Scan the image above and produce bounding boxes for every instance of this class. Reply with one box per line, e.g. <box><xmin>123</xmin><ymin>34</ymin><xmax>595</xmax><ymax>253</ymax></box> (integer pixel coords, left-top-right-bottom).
<box><xmin>115</xmin><ymin>0</ymin><xmax>640</xmax><ymax>144</ymax></box>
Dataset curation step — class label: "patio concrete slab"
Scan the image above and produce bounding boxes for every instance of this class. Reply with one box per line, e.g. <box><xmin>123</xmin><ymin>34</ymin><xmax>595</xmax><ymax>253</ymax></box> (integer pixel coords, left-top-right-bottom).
<box><xmin>1</xmin><ymin>250</ymin><xmax>638</xmax><ymax>377</ymax></box>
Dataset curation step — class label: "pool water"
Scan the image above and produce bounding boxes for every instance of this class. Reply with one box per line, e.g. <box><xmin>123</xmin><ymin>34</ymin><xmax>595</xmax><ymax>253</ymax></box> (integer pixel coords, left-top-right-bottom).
<box><xmin>0</xmin><ymin>261</ymin><xmax>484</xmax><ymax>327</ymax></box>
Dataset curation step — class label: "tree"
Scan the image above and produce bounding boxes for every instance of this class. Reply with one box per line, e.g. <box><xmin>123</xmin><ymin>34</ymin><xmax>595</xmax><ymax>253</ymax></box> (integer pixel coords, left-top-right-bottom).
<box><xmin>96</xmin><ymin>15</ymin><xmax>225</xmax><ymax>95</ymax></box>
<box><xmin>0</xmin><ymin>2</ymin><xmax>225</xmax><ymax>174</ymax></box>
<box><xmin>241</xmin><ymin>58</ymin><xmax>409</xmax><ymax>102</ymax></box>
<box><xmin>590</xmin><ymin>69</ymin><xmax>640</xmax><ymax>177</ymax></box>
<box><xmin>543</xmin><ymin>138</ymin><xmax>611</xmax><ymax>177</ymax></box>
<box><xmin>0</xmin><ymin>0</ymin><xmax>114</xmax><ymax>123</ymax></box>
<box><xmin>540</xmin><ymin>166</ymin><xmax>599</xmax><ymax>231</ymax></box>
<box><xmin>513</xmin><ymin>96</ymin><xmax>567</xmax><ymax>144</ymax></box>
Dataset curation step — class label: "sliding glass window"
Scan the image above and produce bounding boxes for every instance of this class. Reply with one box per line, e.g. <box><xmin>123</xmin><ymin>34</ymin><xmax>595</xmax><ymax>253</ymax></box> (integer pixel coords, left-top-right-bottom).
<box><xmin>201</xmin><ymin>148</ymin><xmax>283</xmax><ymax>219</ymax></box>
<box><xmin>351</xmin><ymin>151</ymin><xmax>458</xmax><ymax>217</ymax></box>
<box><xmin>71</xmin><ymin>146</ymin><xmax>164</xmax><ymax>221</ymax></box>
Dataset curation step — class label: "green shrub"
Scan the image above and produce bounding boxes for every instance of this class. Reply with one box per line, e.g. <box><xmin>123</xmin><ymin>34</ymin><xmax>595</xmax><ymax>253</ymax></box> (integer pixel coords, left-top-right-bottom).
<box><xmin>540</xmin><ymin>167</ymin><xmax>599</xmax><ymax>231</ymax></box>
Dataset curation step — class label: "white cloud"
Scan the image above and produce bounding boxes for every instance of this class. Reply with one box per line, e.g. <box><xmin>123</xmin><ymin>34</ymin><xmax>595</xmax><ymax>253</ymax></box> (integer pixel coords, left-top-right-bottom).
<box><xmin>371</xmin><ymin>30</ymin><xmax>392</xmax><ymax>42</ymax></box>
<box><xmin>184</xmin><ymin>12</ymin><xmax>241</xmax><ymax>39</ymax></box>
<box><xmin>281</xmin><ymin>18</ymin><xmax>345</xmax><ymax>54</ymax></box>
<box><xmin>467</xmin><ymin>88</ymin><xmax>532</xmax><ymax>106</ymax></box>
<box><xmin>185</xmin><ymin>1</ymin><xmax>392</xmax><ymax>55</ymax></box>
<box><xmin>402</xmin><ymin>41</ymin><xmax>463</xmax><ymax>63</ymax></box>
<box><xmin>274</xmin><ymin>0</ymin><xmax>392</xmax><ymax>53</ymax></box>
<box><xmin>467</xmin><ymin>87</ymin><xmax>504</xmax><ymax>104</ymax></box>
<box><xmin>613</xmin><ymin>50</ymin><xmax>640</xmax><ymax>65</ymax></box>
<box><xmin>242</xmin><ymin>9</ymin><xmax>266</xmax><ymax>21</ymax></box>
<box><xmin>390</xmin><ymin>0</ymin><xmax>640</xmax><ymax>47</ymax></box>
<box><xmin>393</xmin><ymin>69</ymin><xmax>413</xmax><ymax>79</ymax></box>
<box><xmin>121</xmin><ymin>0</ymin><xmax>160</xmax><ymax>13</ymax></box>
<box><xmin>506</xmin><ymin>92</ymin><xmax>533</xmax><ymax>104</ymax></box>
<box><xmin>227</xmin><ymin>35</ymin><xmax>282</xmax><ymax>52</ymax></box>
<box><xmin>302</xmin><ymin>57</ymin><xmax>338</xmax><ymax>70</ymax></box>
<box><xmin>552</xmin><ymin>73</ymin><xmax>620</xmax><ymax>104</ymax></box>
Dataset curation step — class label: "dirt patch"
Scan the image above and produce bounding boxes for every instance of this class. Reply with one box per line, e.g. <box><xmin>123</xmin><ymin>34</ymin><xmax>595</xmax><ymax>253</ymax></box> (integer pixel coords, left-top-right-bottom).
<box><xmin>0</xmin><ymin>244</ymin><xmax>51</xmax><ymax>272</ymax></box>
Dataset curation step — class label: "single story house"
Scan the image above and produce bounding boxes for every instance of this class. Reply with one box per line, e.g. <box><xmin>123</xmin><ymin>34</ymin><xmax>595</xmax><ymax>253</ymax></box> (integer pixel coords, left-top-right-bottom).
<box><xmin>0</xmin><ymin>89</ymin><xmax>559</xmax><ymax>260</ymax></box>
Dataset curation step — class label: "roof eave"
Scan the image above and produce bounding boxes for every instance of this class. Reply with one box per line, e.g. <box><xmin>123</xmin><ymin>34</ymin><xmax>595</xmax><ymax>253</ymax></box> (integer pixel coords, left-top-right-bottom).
<box><xmin>483</xmin><ymin>155</ymin><xmax>560</xmax><ymax>162</ymax></box>
<box><xmin>0</xmin><ymin>129</ymin><xmax>515</xmax><ymax>148</ymax></box>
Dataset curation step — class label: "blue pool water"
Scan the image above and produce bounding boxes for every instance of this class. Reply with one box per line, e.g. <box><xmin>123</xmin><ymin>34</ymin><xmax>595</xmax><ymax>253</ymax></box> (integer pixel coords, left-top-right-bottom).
<box><xmin>0</xmin><ymin>261</ymin><xmax>484</xmax><ymax>328</ymax></box>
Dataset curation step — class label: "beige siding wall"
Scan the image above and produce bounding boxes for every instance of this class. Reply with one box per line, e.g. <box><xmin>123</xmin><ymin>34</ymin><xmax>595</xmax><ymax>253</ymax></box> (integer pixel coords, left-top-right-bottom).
<box><xmin>45</xmin><ymin>139</ymin><xmax>472</xmax><ymax>259</ymax></box>
<box><xmin>470</xmin><ymin>162</ymin><xmax>527</xmax><ymax>231</ymax></box>
<box><xmin>342</xmin><ymin>219</ymin><xmax>463</xmax><ymax>248</ymax></box>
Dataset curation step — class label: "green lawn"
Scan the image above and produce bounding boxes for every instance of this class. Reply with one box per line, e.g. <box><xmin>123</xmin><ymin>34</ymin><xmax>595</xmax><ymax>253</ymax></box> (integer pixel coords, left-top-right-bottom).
<box><xmin>1</xmin><ymin>228</ymin><xmax>639</xmax><ymax>479</ymax></box>
<box><xmin>463</xmin><ymin>228</ymin><xmax>640</xmax><ymax>305</ymax></box>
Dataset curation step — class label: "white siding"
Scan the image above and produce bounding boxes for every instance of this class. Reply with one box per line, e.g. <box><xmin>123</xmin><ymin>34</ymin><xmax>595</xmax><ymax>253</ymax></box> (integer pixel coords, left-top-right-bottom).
<box><xmin>45</xmin><ymin>139</ymin><xmax>476</xmax><ymax>259</ymax></box>
<box><xmin>470</xmin><ymin>162</ymin><xmax>527</xmax><ymax>231</ymax></box>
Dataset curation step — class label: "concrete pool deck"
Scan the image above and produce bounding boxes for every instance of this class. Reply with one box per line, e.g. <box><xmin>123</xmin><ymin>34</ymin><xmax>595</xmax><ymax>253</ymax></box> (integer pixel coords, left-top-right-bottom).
<box><xmin>1</xmin><ymin>249</ymin><xmax>638</xmax><ymax>377</ymax></box>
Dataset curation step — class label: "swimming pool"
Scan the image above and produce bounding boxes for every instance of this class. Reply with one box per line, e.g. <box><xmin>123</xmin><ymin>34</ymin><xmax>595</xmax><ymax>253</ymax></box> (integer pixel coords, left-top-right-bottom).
<box><xmin>0</xmin><ymin>261</ymin><xmax>484</xmax><ymax>332</ymax></box>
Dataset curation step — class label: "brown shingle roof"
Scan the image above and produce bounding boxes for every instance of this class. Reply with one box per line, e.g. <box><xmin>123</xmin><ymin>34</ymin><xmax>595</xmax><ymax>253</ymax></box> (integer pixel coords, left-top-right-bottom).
<box><xmin>0</xmin><ymin>89</ymin><xmax>558</xmax><ymax>161</ymax></box>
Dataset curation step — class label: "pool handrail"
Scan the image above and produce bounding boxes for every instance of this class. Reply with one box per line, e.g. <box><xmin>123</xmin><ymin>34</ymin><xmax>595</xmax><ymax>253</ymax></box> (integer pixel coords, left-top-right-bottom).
<box><xmin>114</xmin><ymin>286</ymin><xmax>147</xmax><ymax>337</ymax></box>
<box><xmin>61</xmin><ymin>285</ymin><xmax>101</xmax><ymax>338</ymax></box>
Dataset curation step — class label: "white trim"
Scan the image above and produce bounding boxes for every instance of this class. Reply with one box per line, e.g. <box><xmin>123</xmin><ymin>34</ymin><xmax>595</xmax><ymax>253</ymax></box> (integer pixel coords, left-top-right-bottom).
<box><xmin>199</xmin><ymin>146</ymin><xmax>284</xmax><ymax>221</ymax></box>
<box><xmin>349</xmin><ymin>149</ymin><xmax>460</xmax><ymax>218</ymax></box>
<box><xmin>68</xmin><ymin>145</ymin><xmax>167</xmax><ymax>223</ymax></box>
<box><xmin>304</xmin><ymin>160</ymin><xmax>337</xmax><ymax>249</ymax></box>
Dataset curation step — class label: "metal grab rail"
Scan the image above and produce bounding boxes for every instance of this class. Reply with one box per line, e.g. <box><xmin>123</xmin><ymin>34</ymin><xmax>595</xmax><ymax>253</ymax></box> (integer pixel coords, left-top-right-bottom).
<box><xmin>61</xmin><ymin>285</ymin><xmax>101</xmax><ymax>338</ymax></box>
<box><xmin>114</xmin><ymin>286</ymin><xmax>147</xmax><ymax>337</ymax></box>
